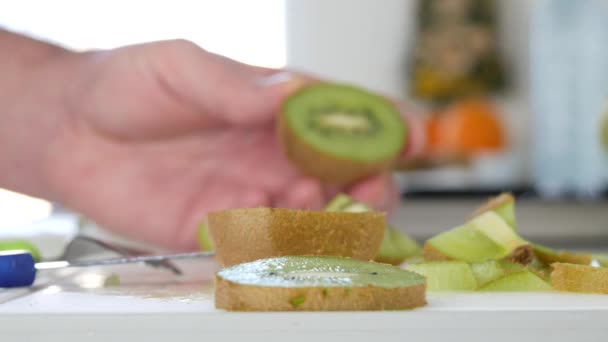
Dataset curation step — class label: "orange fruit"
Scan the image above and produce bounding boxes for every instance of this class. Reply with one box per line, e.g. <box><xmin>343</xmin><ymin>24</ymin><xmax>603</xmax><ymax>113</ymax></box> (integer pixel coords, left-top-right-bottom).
<box><xmin>427</xmin><ymin>99</ymin><xmax>506</xmax><ymax>157</ymax></box>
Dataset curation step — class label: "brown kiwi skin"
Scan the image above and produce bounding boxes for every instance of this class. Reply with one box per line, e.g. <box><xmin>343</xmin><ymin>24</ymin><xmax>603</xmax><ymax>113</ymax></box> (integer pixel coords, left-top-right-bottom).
<box><xmin>215</xmin><ymin>275</ymin><xmax>427</xmax><ymax>311</ymax></box>
<box><xmin>550</xmin><ymin>263</ymin><xmax>608</xmax><ymax>294</ymax></box>
<box><xmin>534</xmin><ymin>248</ymin><xmax>592</xmax><ymax>266</ymax></box>
<box><xmin>277</xmin><ymin>87</ymin><xmax>405</xmax><ymax>186</ymax></box>
<box><xmin>207</xmin><ymin>208</ymin><xmax>385</xmax><ymax>267</ymax></box>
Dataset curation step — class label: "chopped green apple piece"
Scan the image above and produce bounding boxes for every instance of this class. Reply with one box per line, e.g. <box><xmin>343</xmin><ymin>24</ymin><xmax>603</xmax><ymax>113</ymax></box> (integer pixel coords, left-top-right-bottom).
<box><xmin>479</xmin><ymin>270</ymin><xmax>552</xmax><ymax>292</ymax></box>
<box><xmin>103</xmin><ymin>273</ymin><xmax>121</xmax><ymax>287</ymax></box>
<box><xmin>375</xmin><ymin>226</ymin><xmax>421</xmax><ymax>266</ymax></box>
<box><xmin>324</xmin><ymin>193</ymin><xmax>419</xmax><ymax>265</ymax></box>
<box><xmin>198</xmin><ymin>221</ymin><xmax>214</xmax><ymax>251</ymax></box>
<box><xmin>533</xmin><ymin>244</ymin><xmax>592</xmax><ymax>266</ymax></box>
<box><xmin>391</xmin><ymin>227</ymin><xmax>421</xmax><ymax>258</ymax></box>
<box><xmin>473</xmin><ymin>211</ymin><xmax>527</xmax><ymax>251</ymax></box>
<box><xmin>471</xmin><ymin>192</ymin><xmax>516</xmax><ymax>229</ymax></box>
<box><xmin>0</xmin><ymin>240</ymin><xmax>42</xmax><ymax>262</ymax></box>
<box><xmin>595</xmin><ymin>254</ymin><xmax>608</xmax><ymax>268</ymax></box>
<box><xmin>324</xmin><ymin>193</ymin><xmax>371</xmax><ymax>212</ymax></box>
<box><xmin>375</xmin><ymin>230</ymin><xmax>398</xmax><ymax>264</ymax></box>
<box><xmin>471</xmin><ymin>260</ymin><xmax>506</xmax><ymax>287</ymax></box>
<box><xmin>551</xmin><ymin>263</ymin><xmax>608</xmax><ymax>294</ymax></box>
<box><xmin>494</xmin><ymin>202</ymin><xmax>516</xmax><ymax>229</ymax></box>
<box><xmin>425</xmin><ymin>225</ymin><xmax>505</xmax><ymax>262</ymax></box>
<box><xmin>425</xmin><ymin>212</ymin><xmax>531</xmax><ymax>263</ymax></box>
<box><xmin>408</xmin><ymin>261</ymin><xmax>477</xmax><ymax>291</ymax></box>
<box><xmin>325</xmin><ymin>193</ymin><xmax>356</xmax><ymax>211</ymax></box>
<box><xmin>498</xmin><ymin>260</ymin><xmax>525</xmax><ymax>273</ymax></box>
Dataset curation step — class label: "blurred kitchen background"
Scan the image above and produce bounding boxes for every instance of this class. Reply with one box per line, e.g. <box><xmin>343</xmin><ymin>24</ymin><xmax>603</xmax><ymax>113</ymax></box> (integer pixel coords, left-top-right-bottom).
<box><xmin>0</xmin><ymin>0</ymin><xmax>606</xmax><ymax>254</ymax></box>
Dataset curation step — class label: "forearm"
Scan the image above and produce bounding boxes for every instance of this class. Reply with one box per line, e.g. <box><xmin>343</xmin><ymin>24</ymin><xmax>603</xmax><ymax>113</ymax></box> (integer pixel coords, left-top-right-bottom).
<box><xmin>0</xmin><ymin>29</ymin><xmax>75</xmax><ymax>199</ymax></box>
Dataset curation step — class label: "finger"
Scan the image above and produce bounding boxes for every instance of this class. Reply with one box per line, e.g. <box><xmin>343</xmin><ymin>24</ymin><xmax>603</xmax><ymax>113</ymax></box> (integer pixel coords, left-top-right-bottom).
<box><xmin>380</xmin><ymin>97</ymin><xmax>426</xmax><ymax>161</ymax></box>
<box><xmin>147</xmin><ymin>41</ymin><xmax>319</xmax><ymax>129</ymax></box>
<box><xmin>272</xmin><ymin>177</ymin><xmax>325</xmax><ymax>210</ymax></box>
<box><xmin>175</xmin><ymin>185</ymin><xmax>271</xmax><ymax>251</ymax></box>
<box><xmin>346</xmin><ymin>173</ymin><xmax>396</xmax><ymax>212</ymax></box>
<box><xmin>398</xmin><ymin>106</ymin><xmax>427</xmax><ymax>160</ymax></box>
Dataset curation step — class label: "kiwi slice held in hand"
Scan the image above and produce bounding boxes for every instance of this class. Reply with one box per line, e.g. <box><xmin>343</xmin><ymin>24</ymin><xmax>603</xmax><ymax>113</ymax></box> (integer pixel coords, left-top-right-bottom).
<box><xmin>215</xmin><ymin>256</ymin><xmax>427</xmax><ymax>311</ymax></box>
<box><xmin>279</xmin><ymin>83</ymin><xmax>407</xmax><ymax>185</ymax></box>
<box><xmin>207</xmin><ymin>208</ymin><xmax>385</xmax><ymax>267</ymax></box>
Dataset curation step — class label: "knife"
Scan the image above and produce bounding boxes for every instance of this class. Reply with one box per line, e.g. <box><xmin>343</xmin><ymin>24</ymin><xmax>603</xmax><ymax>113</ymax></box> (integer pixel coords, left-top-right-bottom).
<box><xmin>0</xmin><ymin>250</ymin><xmax>214</xmax><ymax>288</ymax></box>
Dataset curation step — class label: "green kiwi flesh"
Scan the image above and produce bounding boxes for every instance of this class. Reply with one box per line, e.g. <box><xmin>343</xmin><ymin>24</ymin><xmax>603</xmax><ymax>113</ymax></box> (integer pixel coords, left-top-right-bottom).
<box><xmin>282</xmin><ymin>83</ymin><xmax>406</xmax><ymax>164</ymax></box>
<box><xmin>217</xmin><ymin>256</ymin><xmax>425</xmax><ymax>288</ymax></box>
<box><xmin>277</xmin><ymin>83</ymin><xmax>407</xmax><ymax>185</ymax></box>
<box><xmin>215</xmin><ymin>256</ymin><xmax>427</xmax><ymax>311</ymax></box>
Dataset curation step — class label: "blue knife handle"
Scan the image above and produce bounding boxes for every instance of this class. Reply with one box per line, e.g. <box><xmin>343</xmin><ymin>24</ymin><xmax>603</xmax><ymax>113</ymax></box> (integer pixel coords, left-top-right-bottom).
<box><xmin>0</xmin><ymin>251</ymin><xmax>37</xmax><ymax>288</ymax></box>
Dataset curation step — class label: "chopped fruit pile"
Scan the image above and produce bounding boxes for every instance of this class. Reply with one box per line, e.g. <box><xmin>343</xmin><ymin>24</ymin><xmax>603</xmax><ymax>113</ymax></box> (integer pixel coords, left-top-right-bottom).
<box><xmin>202</xmin><ymin>191</ymin><xmax>608</xmax><ymax>307</ymax></box>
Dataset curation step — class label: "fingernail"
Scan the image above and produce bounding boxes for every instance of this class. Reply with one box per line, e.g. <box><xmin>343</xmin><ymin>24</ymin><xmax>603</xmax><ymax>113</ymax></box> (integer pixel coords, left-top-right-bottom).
<box><xmin>256</xmin><ymin>71</ymin><xmax>294</xmax><ymax>87</ymax></box>
<box><xmin>256</xmin><ymin>71</ymin><xmax>310</xmax><ymax>96</ymax></box>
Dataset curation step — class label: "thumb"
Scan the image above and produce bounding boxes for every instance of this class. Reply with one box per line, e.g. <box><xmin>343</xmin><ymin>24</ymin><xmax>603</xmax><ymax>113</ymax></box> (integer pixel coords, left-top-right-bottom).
<box><xmin>150</xmin><ymin>41</ymin><xmax>313</xmax><ymax>128</ymax></box>
<box><xmin>220</xmin><ymin>70</ymin><xmax>314</xmax><ymax>127</ymax></box>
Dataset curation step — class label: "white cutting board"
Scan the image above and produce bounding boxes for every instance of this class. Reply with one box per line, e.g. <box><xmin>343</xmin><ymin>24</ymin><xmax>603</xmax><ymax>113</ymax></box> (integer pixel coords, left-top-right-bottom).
<box><xmin>1</xmin><ymin>258</ymin><xmax>607</xmax><ymax>342</ymax></box>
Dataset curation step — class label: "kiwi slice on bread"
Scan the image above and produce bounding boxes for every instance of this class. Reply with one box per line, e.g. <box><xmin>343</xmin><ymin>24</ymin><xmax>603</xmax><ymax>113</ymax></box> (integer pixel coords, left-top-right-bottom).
<box><xmin>279</xmin><ymin>83</ymin><xmax>407</xmax><ymax>185</ymax></box>
<box><xmin>215</xmin><ymin>256</ymin><xmax>427</xmax><ymax>311</ymax></box>
<box><xmin>207</xmin><ymin>208</ymin><xmax>385</xmax><ymax>267</ymax></box>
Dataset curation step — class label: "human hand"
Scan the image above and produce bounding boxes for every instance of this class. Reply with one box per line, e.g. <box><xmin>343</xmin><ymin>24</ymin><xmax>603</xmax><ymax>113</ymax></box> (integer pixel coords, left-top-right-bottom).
<box><xmin>42</xmin><ymin>40</ymin><xmax>423</xmax><ymax>250</ymax></box>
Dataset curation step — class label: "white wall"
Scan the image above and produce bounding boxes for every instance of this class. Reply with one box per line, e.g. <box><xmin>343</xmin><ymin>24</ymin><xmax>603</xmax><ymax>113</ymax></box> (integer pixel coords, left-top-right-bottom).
<box><xmin>285</xmin><ymin>0</ymin><xmax>416</xmax><ymax>100</ymax></box>
<box><xmin>285</xmin><ymin>0</ymin><xmax>534</xmax><ymax>186</ymax></box>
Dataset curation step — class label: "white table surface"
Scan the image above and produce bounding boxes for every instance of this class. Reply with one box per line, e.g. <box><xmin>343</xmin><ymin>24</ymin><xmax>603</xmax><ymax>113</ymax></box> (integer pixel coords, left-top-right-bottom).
<box><xmin>1</xmin><ymin>257</ymin><xmax>608</xmax><ymax>342</ymax></box>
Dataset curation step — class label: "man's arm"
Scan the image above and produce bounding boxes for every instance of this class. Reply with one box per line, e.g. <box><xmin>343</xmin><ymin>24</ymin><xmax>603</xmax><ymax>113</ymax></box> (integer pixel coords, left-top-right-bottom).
<box><xmin>0</xmin><ymin>29</ymin><xmax>74</xmax><ymax>199</ymax></box>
